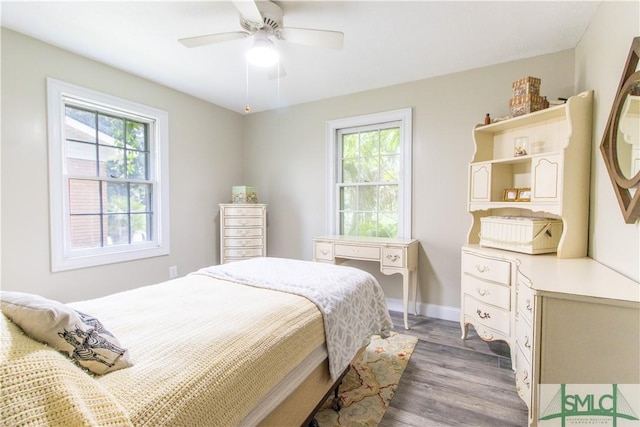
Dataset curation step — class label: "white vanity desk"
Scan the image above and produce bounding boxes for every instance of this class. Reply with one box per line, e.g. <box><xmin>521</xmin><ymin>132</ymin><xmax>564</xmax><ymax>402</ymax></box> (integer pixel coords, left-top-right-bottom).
<box><xmin>313</xmin><ymin>235</ymin><xmax>419</xmax><ymax>330</ymax></box>
<box><xmin>462</xmin><ymin>244</ymin><xmax>640</xmax><ymax>426</ymax></box>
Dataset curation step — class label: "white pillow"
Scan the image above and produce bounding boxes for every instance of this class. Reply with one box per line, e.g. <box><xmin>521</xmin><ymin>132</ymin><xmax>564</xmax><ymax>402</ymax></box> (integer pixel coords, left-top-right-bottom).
<box><xmin>0</xmin><ymin>291</ymin><xmax>132</xmax><ymax>375</ymax></box>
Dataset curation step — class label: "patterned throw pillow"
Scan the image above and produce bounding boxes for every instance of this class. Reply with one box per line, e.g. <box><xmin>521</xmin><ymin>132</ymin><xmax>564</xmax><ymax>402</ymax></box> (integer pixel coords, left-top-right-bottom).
<box><xmin>0</xmin><ymin>291</ymin><xmax>132</xmax><ymax>375</ymax></box>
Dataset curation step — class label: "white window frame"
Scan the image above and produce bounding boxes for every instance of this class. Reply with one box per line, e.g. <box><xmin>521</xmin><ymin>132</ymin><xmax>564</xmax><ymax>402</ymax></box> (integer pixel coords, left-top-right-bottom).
<box><xmin>47</xmin><ymin>78</ymin><xmax>170</xmax><ymax>271</ymax></box>
<box><xmin>326</xmin><ymin>108</ymin><xmax>412</xmax><ymax>238</ymax></box>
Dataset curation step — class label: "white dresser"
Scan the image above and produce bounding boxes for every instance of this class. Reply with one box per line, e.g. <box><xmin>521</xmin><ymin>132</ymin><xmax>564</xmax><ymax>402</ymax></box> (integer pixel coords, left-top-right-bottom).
<box><xmin>219</xmin><ymin>203</ymin><xmax>267</xmax><ymax>264</ymax></box>
<box><xmin>462</xmin><ymin>245</ymin><xmax>640</xmax><ymax>426</ymax></box>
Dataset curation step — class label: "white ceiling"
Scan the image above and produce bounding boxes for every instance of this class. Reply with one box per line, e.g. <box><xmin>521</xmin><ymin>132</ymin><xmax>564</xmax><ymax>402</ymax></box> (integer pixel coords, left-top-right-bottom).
<box><xmin>1</xmin><ymin>1</ymin><xmax>601</xmax><ymax>114</ymax></box>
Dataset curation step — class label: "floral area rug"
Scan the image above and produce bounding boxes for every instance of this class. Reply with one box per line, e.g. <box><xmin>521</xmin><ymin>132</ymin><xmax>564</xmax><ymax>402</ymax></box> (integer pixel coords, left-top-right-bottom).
<box><xmin>315</xmin><ymin>332</ymin><xmax>419</xmax><ymax>426</ymax></box>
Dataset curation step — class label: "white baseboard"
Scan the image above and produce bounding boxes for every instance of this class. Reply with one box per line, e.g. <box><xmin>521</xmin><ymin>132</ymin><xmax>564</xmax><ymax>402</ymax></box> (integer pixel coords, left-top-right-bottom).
<box><xmin>386</xmin><ymin>298</ymin><xmax>460</xmax><ymax>323</ymax></box>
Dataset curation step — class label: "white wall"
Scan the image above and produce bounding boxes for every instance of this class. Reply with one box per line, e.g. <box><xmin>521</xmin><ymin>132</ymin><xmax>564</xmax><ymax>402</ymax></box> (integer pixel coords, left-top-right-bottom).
<box><xmin>2</xmin><ymin>1</ymin><xmax>637</xmax><ymax>311</ymax></box>
<box><xmin>1</xmin><ymin>28</ymin><xmax>244</xmax><ymax>302</ymax></box>
<box><xmin>576</xmin><ymin>1</ymin><xmax>640</xmax><ymax>281</ymax></box>
<box><xmin>242</xmin><ymin>50</ymin><xmax>577</xmax><ymax>314</ymax></box>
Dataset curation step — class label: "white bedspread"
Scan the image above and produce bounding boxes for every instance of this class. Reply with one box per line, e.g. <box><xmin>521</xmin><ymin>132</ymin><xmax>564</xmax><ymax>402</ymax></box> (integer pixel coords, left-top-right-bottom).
<box><xmin>193</xmin><ymin>257</ymin><xmax>393</xmax><ymax>380</ymax></box>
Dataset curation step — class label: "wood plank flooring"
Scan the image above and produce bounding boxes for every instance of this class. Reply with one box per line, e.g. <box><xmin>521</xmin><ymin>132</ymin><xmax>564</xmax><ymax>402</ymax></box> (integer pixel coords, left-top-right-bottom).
<box><xmin>379</xmin><ymin>311</ymin><xmax>528</xmax><ymax>427</ymax></box>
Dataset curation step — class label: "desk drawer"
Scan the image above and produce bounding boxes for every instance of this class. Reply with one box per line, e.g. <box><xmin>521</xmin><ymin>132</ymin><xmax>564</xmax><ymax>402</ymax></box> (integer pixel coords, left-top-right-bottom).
<box><xmin>381</xmin><ymin>246</ymin><xmax>405</xmax><ymax>268</ymax></box>
<box><xmin>314</xmin><ymin>241</ymin><xmax>334</xmax><ymax>261</ymax></box>
<box><xmin>515</xmin><ymin>346</ymin><xmax>532</xmax><ymax>407</ymax></box>
<box><xmin>334</xmin><ymin>244</ymin><xmax>380</xmax><ymax>260</ymax></box>
<box><xmin>515</xmin><ymin>316</ymin><xmax>533</xmax><ymax>364</ymax></box>
<box><xmin>462</xmin><ymin>274</ymin><xmax>510</xmax><ymax>310</ymax></box>
<box><xmin>463</xmin><ymin>294</ymin><xmax>510</xmax><ymax>336</ymax></box>
<box><xmin>516</xmin><ymin>280</ymin><xmax>535</xmax><ymax>325</ymax></box>
<box><xmin>462</xmin><ymin>252</ymin><xmax>511</xmax><ymax>285</ymax></box>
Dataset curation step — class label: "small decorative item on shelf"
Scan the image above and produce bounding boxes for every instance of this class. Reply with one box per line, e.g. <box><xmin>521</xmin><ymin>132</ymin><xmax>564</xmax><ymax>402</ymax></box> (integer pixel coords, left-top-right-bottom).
<box><xmin>484</xmin><ymin>113</ymin><xmax>491</xmax><ymax>125</ymax></box>
<box><xmin>512</xmin><ymin>76</ymin><xmax>541</xmax><ymax>97</ymax></box>
<box><xmin>529</xmin><ymin>140</ymin><xmax>545</xmax><ymax>154</ymax></box>
<box><xmin>491</xmin><ymin>115</ymin><xmax>511</xmax><ymax>123</ymax></box>
<box><xmin>509</xmin><ymin>76</ymin><xmax>549</xmax><ymax>116</ymax></box>
<box><xmin>514</xmin><ymin>136</ymin><xmax>529</xmax><ymax>156</ymax></box>
<box><xmin>232</xmin><ymin>186</ymin><xmax>258</xmax><ymax>203</ymax></box>
<box><xmin>503</xmin><ymin>188</ymin><xmax>518</xmax><ymax>202</ymax></box>
<box><xmin>516</xmin><ymin>188</ymin><xmax>531</xmax><ymax>202</ymax></box>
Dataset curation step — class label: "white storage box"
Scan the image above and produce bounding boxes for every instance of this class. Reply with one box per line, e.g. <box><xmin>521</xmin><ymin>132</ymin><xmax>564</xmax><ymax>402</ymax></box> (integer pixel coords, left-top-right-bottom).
<box><xmin>479</xmin><ymin>216</ymin><xmax>563</xmax><ymax>254</ymax></box>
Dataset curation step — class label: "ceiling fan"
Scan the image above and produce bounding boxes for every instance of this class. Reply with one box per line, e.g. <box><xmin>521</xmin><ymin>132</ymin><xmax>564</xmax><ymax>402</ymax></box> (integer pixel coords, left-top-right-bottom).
<box><xmin>178</xmin><ymin>0</ymin><xmax>344</xmax><ymax>78</ymax></box>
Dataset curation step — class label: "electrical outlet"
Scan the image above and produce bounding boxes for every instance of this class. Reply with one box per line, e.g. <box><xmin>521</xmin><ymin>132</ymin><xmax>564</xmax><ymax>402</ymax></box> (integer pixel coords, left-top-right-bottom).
<box><xmin>169</xmin><ymin>265</ymin><xmax>178</xmax><ymax>279</ymax></box>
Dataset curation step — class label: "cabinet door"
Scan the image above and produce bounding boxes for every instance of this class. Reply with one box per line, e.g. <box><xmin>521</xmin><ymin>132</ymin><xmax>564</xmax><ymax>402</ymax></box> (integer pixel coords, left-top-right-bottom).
<box><xmin>470</xmin><ymin>164</ymin><xmax>491</xmax><ymax>202</ymax></box>
<box><xmin>531</xmin><ymin>154</ymin><xmax>561</xmax><ymax>201</ymax></box>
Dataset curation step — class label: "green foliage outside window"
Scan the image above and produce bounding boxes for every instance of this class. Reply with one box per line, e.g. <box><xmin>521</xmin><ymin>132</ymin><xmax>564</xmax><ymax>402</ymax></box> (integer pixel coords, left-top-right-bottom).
<box><xmin>339</xmin><ymin>126</ymin><xmax>400</xmax><ymax>237</ymax></box>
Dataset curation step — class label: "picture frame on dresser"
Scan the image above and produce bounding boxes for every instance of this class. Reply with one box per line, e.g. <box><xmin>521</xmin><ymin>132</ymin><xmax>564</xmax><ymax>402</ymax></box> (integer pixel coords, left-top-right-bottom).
<box><xmin>503</xmin><ymin>188</ymin><xmax>518</xmax><ymax>201</ymax></box>
<box><xmin>516</xmin><ymin>188</ymin><xmax>531</xmax><ymax>202</ymax></box>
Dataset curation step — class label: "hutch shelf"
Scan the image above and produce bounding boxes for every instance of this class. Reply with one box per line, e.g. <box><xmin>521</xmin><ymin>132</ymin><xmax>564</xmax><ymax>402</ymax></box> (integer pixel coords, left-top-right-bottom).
<box><xmin>467</xmin><ymin>90</ymin><xmax>593</xmax><ymax>259</ymax></box>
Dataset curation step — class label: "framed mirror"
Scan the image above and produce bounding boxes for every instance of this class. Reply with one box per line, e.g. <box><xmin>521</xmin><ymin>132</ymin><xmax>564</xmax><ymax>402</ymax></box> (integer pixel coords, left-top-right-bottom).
<box><xmin>600</xmin><ymin>37</ymin><xmax>640</xmax><ymax>224</ymax></box>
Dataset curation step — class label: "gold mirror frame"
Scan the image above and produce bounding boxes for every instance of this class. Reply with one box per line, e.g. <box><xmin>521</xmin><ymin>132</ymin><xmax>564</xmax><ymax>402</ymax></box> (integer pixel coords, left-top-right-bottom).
<box><xmin>600</xmin><ymin>37</ymin><xmax>640</xmax><ymax>224</ymax></box>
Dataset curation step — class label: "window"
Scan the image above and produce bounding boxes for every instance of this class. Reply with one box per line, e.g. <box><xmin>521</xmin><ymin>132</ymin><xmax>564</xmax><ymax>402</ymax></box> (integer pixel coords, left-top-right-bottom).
<box><xmin>326</xmin><ymin>108</ymin><xmax>412</xmax><ymax>238</ymax></box>
<box><xmin>47</xmin><ymin>78</ymin><xmax>169</xmax><ymax>271</ymax></box>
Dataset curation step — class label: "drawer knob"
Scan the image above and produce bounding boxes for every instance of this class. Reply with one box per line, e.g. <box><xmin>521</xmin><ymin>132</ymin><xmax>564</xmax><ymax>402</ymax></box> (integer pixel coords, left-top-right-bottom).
<box><xmin>526</xmin><ymin>300</ymin><xmax>533</xmax><ymax>311</ymax></box>
<box><xmin>386</xmin><ymin>254</ymin><xmax>400</xmax><ymax>262</ymax></box>
<box><xmin>476</xmin><ymin>309</ymin><xmax>491</xmax><ymax>319</ymax></box>
<box><xmin>475</xmin><ymin>264</ymin><xmax>490</xmax><ymax>273</ymax></box>
<box><xmin>320</xmin><ymin>249</ymin><xmax>329</xmax><ymax>255</ymax></box>
<box><xmin>523</xmin><ymin>369</ymin><xmax>530</xmax><ymax>388</ymax></box>
<box><xmin>475</xmin><ymin>287</ymin><xmax>489</xmax><ymax>297</ymax></box>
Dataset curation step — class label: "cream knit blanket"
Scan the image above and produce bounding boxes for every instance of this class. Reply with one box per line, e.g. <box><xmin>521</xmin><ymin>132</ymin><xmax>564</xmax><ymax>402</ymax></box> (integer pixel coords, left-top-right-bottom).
<box><xmin>2</xmin><ymin>274</ymin><xmax>324</xmax><ymax>426</ymax></box>
<box><xmin>194</xmin><ymin>257</ymin><xmax>394</xmax><ymax>381</ymax></box>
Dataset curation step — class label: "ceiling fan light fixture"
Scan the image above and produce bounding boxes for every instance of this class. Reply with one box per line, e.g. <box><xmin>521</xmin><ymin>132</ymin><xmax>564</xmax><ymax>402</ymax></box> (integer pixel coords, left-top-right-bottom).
<box><xmin>247</xmin><ymin>38</ymin><xmax>279</xmax><ymax>67</ymax></box>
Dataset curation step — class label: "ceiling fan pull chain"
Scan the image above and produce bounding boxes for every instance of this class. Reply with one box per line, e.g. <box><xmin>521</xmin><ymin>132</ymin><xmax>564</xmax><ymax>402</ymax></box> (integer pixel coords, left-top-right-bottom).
<box><xmin>245</xmin><ymin>61</ymin><xmax>251</xmax><ymax>114</ymax></box>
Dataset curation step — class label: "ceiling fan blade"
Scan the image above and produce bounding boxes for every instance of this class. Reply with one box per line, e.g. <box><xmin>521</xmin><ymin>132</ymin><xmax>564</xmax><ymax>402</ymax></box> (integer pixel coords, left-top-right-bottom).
<box><xmin>179</xmin><ymin>31</ymin><xmax>248</xmax><ymax>48</ymax></box>
<box><xmin>232</xmin><ymin>0</ymin><xmax>264</xmax><ymax>26</ymax></box>
<box><xmin>279</xmin><ymin>27</ymin><xmax>344</xmax><ymax>50</ymax></box>
<box><xmin>266</xmin><ymin>62</ymin><xmax>287</xmax><ymax>80</ymax></box>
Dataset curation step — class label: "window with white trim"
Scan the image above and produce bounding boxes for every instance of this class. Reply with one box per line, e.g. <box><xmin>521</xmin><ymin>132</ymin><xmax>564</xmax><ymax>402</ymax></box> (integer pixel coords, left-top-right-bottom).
<box><xmin>47</xmin><ymin>78</ymin><xmax>169</xmax><ymax>271</ymax></box>
<box><xmin>326</xmin><ymin>108</ymin><xmax>412</xmax><ymax>238</ymax></box>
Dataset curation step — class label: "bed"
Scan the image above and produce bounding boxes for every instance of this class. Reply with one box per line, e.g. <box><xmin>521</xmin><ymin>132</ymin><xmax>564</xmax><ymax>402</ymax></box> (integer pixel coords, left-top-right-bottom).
<box><xmin>1</xmin><ymin>257</ymin><xmax>393</xmax><ymax>426</ymax></box>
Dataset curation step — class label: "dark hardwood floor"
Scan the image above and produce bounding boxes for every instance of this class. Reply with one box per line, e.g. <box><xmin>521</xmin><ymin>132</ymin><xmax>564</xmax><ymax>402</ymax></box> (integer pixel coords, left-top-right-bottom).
<box><xmin>379</xmin><ymin>311</ymin><xmax>528</xmax><ymax>427</ymax></box>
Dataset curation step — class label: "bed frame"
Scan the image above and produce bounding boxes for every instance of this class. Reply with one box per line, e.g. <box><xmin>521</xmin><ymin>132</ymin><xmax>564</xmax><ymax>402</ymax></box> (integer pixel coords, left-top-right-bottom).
<box><xmin>260</xmin><ymin>347</ymin><xmax>363</xmax><ymax>426</ymax></box>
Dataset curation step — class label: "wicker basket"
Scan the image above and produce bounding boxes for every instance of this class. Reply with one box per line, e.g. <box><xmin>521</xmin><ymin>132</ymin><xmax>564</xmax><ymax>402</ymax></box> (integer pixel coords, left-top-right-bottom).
<box><xmin>480</xmin><ymin>216</ymin><xmax>563</xmax><ymax>254</ymax></box>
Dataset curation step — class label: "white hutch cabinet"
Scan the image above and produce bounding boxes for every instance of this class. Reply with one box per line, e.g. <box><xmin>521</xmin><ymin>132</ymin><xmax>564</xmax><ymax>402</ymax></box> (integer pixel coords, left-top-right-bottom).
<box><xmin>460</xmin><ymin>90</ymin><xmax>640</xmax><ymax>425</ymax></box>
<box><xmin>219</xmin><ymin>203</ymin><xmax>267</xmax><ymax>264</ymax></box>
<box><xmin>467</xmin><ymin>90</ymin><xmax>593</xmax><ymax>259</ymax></box>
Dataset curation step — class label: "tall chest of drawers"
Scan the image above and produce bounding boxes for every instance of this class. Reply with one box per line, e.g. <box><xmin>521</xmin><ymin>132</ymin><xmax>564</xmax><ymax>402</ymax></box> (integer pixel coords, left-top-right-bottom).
<box><xmin>219</xmin><ymin>203</ymin><xmax>267</xmax><ymax>264</ymax></box>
